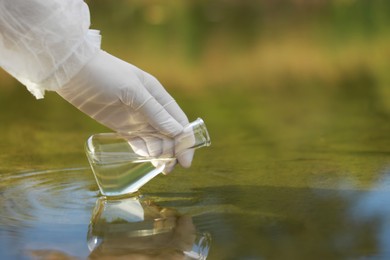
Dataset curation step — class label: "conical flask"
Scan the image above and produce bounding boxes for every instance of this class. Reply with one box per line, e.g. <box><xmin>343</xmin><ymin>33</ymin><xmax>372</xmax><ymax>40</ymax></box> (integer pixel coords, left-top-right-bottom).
<box><xmin>85</xmin><ymin>118</ymin><xmax>211</xmax><ymax>197</ymax></box>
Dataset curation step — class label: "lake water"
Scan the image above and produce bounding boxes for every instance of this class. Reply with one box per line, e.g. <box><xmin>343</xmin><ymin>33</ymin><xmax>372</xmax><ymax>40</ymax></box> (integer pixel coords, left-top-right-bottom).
<box><xmin>1</xmin><ymin>84</ymin><xmax>390</xmax><ymax>259</ymax></box>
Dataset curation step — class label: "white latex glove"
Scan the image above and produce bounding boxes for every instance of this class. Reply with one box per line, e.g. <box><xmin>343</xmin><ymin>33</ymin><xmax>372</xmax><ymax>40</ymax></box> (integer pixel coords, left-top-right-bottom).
<box><xmin>56</xmin><ymin>50</ymin><xmax>194</xmax><ymax>173</ymax></box>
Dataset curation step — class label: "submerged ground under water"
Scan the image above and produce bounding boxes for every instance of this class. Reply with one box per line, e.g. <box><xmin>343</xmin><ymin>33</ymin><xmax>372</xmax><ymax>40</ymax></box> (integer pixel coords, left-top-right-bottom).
<box><xmin>1</xmin><ymin>84</ymin><xmax>390</xmax><ymax>259</ymax></box>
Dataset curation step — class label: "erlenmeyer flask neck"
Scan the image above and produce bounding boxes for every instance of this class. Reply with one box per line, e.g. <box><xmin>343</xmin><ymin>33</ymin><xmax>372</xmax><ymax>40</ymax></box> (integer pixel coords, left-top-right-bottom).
<box><xmin>177</xmin><ymin>118</ymin><xmax>211</xmax><ymax>151</ymax></box>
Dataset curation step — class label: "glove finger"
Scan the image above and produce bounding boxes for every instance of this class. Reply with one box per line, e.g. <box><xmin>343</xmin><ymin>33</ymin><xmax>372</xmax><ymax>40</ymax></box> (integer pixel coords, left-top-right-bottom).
<box><xmin>142</xmin><ymin>73</ymin><xmax>190</xmax><ymax>127</ymax></box>
<box><xmin>129</xmin><ymin>136</ymin><xmax>166</xmax><ymax>171</ymax></box>
<box><xmin>164</xmin><ymin>100</ymin><xmax>190</xmax><ymax>127</ymax></box>
<box><xmin>162</xmin><ymin>160</ymin><xmax>177</xmax><ymax>175</ymax></box>
<box><xmin>143</xmin><ymin>136</ymin><xmax>163</xmax><ymax>158</ymax></box>
<box><xmin>176</xmin><ymin>149</ymin><xmax>194</xmax><ymax>168</ymax></box>
<box><xmin>161</xmin><ymin>136</ymin><xmax>175</xmax><ymax>157</ymax></box>
<box><xmin>161</xmin><ymin>137</ymin><xmax>176</xmax><ymax>174</ymax></box>
<box><xmin>142</xmin><ymin>74</ymin><xmax>194</xmax><ymax>169</ymax></box>
<box><xmin>174</xmin><ymin>123</ymin><xmax>196</xmax><ymax>168</ymax></box>
<box><xmin>127</xmin><ymin>137</ymin><xmax>149</xmax><ymax>157</ymax></box>
<box><xmin>133</xmin><ymin>88</ymin><xmax>183</xmax><ymax>137</ymax></box>
<box><xmin>143</xmin><ymin>75</ymin><xmax>197</xmax><ymax>169</ymax></box>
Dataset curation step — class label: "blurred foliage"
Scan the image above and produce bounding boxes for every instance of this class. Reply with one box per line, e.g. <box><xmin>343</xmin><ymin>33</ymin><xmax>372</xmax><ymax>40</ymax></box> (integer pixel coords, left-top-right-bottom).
<box><xmin>83</xmin><ymin>0</ymin><xmax>390</xmax><ymax>95</ymax></box>
<box><xmin>1</xmin><ymin>0</ymin><xmax>389</xmax><ymax>94</ymax></box>
<box><xmin>1</xmin><ymin>0</ymin><xmax>390</xmax><ymax>172</ymax></box>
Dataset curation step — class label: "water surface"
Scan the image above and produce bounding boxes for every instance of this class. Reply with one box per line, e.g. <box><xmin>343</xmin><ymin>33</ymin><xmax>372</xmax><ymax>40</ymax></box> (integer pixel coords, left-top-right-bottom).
<box><xmin>2</xmin><ymin>86</ymin><xmax>390</xmax><ymax>259</ymax></box>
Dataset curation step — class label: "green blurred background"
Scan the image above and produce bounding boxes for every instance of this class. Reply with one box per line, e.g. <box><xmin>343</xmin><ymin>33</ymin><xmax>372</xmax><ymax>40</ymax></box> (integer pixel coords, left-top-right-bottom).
<box><xmin>1</xmin><ymin>0</ymin><xmax>390</xmax><ymax>173</ymax></box>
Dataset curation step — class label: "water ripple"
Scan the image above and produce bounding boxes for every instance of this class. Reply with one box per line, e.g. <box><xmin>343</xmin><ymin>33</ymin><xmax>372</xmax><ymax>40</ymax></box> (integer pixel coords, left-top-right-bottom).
<box><xmin>0</xmin><ymin>168</ymin><xmax>216</xmax><ymax>259</ymax></box>
<box><xmin>0</xmin><ymin>167</ymin><xmax>98</xmax><ymax>228</ymax></box>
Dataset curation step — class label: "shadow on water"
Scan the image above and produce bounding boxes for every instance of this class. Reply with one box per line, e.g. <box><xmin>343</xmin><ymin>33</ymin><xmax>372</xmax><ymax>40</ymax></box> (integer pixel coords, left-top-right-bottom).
<box><xmin>149</xmin><ymin>181</ymin><xmax>390</xmax><ymax>260</ymax></box>
<box><xmin>193</xmin><ymin>186</ymin><xmax>390</xmax><ymax>259</ymax></box>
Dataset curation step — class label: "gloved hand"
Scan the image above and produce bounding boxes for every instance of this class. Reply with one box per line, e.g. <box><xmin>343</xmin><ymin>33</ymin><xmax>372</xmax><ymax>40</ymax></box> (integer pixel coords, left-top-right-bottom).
<box><xmin>56</xmin><ymin>50</ymin><xmax>194</xmax><ymax>173</ymax></box>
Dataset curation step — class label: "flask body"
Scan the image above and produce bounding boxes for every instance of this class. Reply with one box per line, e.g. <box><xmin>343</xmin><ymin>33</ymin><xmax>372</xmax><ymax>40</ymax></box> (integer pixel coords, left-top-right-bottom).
<box><xmin>85</xmin><ymin>118</ymin><xmax>210</xmax><ymax>197</ymax></box>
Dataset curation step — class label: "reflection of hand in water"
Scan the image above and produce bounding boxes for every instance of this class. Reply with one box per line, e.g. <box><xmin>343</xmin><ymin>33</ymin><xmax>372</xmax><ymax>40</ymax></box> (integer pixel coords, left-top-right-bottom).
<box><xmin>88</xmin><ymin>196</ymin><xmax>210</xmax><ymax>259</ymax></box>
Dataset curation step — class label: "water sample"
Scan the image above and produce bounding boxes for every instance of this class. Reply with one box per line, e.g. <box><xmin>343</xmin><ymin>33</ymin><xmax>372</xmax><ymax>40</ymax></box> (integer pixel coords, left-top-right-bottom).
<box><xmin>85</xmin><ymin>118</ymin><xmax>211</xmax><ymax>197</ymax></box>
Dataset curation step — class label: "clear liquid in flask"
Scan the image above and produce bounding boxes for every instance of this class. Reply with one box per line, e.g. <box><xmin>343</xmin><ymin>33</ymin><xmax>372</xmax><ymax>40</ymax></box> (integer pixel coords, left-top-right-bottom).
<box><xmin>90</xmin><ymin>157</ymin><xmax>175</xmax><ymax>197</ymax></box>
<box><xmin>85</xmin><ymin>118</ymin><xmax>210</xmax><ymax>197</ymax></box>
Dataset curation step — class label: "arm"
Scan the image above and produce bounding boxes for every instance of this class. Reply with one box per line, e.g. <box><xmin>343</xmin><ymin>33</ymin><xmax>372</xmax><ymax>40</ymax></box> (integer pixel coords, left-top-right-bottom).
<box><xmin>0</xmin><ymin>0</ymin><xmax>100</xmax><ymax>99</ymax></box>
<box><xmin>0</xmin><ymin>0</ymin><xmax>193</xmax><ymax>171</ymax></box>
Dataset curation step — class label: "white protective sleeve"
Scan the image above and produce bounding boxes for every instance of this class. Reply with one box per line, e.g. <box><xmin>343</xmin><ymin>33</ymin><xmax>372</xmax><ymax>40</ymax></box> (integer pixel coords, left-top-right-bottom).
<box><xmin>0</xmin><ymin>0</ymin><xmax>194</xmax><ymax>171</ymax></box>
<box><xmin>0</xmin><ymin>0</ymin><xmax>101</xmax><ymax>99</ymax></box>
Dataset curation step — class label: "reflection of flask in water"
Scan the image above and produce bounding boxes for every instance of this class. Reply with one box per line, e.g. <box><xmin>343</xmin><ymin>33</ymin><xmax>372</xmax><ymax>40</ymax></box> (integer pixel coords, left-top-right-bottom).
<box><xmin>87</xmin><ymin>196</ymin><xmax>211</xmax><ymax>259</ymax></box>
<box><xmin>85</xmin><ymin>118</ymin><xmax>211</xmax><ymax>197</ymax></box>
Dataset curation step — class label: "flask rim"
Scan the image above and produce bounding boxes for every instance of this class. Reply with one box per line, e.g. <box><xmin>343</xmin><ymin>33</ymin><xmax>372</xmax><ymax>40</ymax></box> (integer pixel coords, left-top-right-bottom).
<box><xmin>194</xmin><ymin>118</ymin><xmax>211</xmax><ymax>147</ymax></box>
